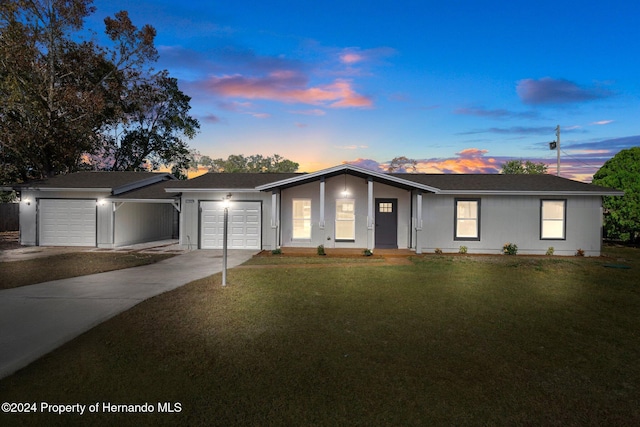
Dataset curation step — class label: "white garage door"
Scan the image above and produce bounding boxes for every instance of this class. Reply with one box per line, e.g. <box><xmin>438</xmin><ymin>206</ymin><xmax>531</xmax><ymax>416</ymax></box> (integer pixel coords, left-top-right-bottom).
<box><xmin>200</xmin><ymin>201</ymin><xmax>261</xmax><ymax>249</ymax></box>
<box><xmin>39</xmin><ymin>199</ymin><xmax>96</xmax><ymax>246</ymax></box>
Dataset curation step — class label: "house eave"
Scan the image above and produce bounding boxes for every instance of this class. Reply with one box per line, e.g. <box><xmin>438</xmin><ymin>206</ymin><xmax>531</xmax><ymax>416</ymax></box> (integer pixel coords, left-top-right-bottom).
<box><xmin>165</xmin><ymin>187</ymin><xmax>260</xmax><ymax>193</ymax></box>
<box><xmin>436</xmin><ymin>190</ymin><xmax>625</xmax><ymax>196</ymax></box>
<box><xmin>111</xmin><ymin>173</ymin><xmax>174</xmax><ymax>195</ymax></box>
<box><xmin>22</xmin><ymin>187</ymin><xmax>113</xmax><ymax>193</ymax></box>
<box><xmin>105</xmin><ymin>198</ymin><xmax>180</xmax><ymax>203</ymax></box>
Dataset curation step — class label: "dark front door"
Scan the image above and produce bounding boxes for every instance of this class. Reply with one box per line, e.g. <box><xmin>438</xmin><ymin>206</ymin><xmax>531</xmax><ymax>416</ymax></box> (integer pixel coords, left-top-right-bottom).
<box><xmin>375</xmin><ymin>198</ymin><xmax>397</xmax><ymax>249</ymax></box>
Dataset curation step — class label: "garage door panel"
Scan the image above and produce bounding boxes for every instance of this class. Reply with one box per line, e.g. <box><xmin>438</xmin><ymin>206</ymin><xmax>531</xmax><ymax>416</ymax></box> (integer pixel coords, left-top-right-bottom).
<box><xmin>39</xmin><ymin>199</ymin><xmax>96</xmax><ymax>246</ymax></box>
<box><xmin>200</xmin><ymin>201</ymin><xmax>261</xmax><ymax>249</ymax></box>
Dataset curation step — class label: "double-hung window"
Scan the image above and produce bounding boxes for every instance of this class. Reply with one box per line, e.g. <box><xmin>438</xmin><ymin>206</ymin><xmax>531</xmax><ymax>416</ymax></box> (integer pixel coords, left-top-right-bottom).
<box><xmin>455</xmin><ymin>199</ymin><xmax>480</xmax><ymax>240</ymax></box>
<box><xmin>541</xmin><ymin>200</ymin><xmax>566</xmax><ymax>239</ymax></box>
<box><xmin>292</xmin><ymin>199</ymin><xmax>311</xmax><ymax>239</ymax></box>
<box><xmin>335</xmin><ymin>199</ymin><xmax>355</xmax><ymax>241</ymax></box>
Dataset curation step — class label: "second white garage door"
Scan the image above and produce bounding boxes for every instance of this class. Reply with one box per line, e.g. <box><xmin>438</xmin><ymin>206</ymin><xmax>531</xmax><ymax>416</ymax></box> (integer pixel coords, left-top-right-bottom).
<box><xmin>38</xmin><ymin>199</ymin><xmax>97</xmax><ymax>246</ymax></box>
<box><xmin>200</xmin><ymin>201</ymin><xmax>261</xmax><ymax>249</ymax></box>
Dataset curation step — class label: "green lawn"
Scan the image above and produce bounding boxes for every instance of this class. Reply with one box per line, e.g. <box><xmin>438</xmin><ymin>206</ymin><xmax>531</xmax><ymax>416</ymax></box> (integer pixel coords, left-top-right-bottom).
<box><xmin>1</xmin><ymin>247</ymin><xmax>639</xmax><ymax>426</ymax></box>
<box><xmin>0</xmin><ymin>252</ymin><xmax>176</xmax><ymax>289</ymax></box>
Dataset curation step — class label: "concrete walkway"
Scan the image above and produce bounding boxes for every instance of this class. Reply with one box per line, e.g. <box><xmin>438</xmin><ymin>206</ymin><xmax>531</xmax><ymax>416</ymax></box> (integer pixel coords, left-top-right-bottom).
<box><xmin>0</xmin><ymin>249</ymin><xmax>256</xmax><ymax>379</ymax></box>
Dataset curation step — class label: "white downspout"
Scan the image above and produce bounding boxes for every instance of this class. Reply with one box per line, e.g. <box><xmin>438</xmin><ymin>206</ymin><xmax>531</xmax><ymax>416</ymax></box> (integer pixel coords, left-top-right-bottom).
<box><xmin>272</xmin><ymin>191</ymin><xmax>279</xmax><ymax>249</ymax></box>
<box><xmin>367</xmin><ymin>177</ymin><xmax>374</xmax><ymax>251</ymax></box>
<box><xmin>319</xmin><ymin>177</ymin><xmax>325</xmax><ymax>230</ymax></box>
<box><xmin>416</xmin><ymin>192</ymin><xmax>423</xmax><ymax>254</ymax></box>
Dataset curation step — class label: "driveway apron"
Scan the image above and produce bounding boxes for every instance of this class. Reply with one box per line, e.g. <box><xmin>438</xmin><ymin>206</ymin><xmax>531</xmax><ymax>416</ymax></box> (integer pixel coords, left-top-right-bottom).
<box><xmin>0</xmin><ymin>250</ymin><xmax>256</xmax><ymax>379</ymax></box>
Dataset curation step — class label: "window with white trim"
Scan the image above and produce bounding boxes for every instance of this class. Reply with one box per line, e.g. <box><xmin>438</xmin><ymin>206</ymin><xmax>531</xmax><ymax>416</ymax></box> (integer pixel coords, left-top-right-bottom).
<box><xmin>335</xmin><ymin>199</ymin><xmax>355</xmax><ymax>241</ymax></box>
<box><xmin>292</xmin><ymin>199</ymin><xmax>311</xmax><ymax>239</ymax></box>
<box><xmin>541</xmin><ymin>200</ymin><xmax>566</xmax><ymax>239</ymax></box>
<box><xmin>455</xmin><ymin>199</ymin><xmax>480</xmax><ymax>240</ymax></box>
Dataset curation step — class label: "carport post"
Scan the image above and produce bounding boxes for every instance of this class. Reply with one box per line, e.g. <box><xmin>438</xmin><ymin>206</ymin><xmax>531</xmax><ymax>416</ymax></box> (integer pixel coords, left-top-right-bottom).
<box><xmin>222</xmin><ymin>195</ymin><xmax>231</xmax><ymax>286</ymax></box>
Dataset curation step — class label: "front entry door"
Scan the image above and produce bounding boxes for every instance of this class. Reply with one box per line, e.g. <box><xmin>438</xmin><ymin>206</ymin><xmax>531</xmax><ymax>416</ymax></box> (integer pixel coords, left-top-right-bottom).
<box><xmin>375</xmin><ymin>198</ymin><xmax>397</xmax><ymax>249</ymax></box>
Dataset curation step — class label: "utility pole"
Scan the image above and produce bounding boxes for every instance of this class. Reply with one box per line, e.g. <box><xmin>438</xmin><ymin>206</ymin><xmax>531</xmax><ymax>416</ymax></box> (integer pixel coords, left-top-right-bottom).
<box><xmin>549</xmin><ymin>125</ymin><xmax>561</xmax><ymax>176</ymax></box>
<box><xmin>555</xmin><ymin>125</ymin><xmax>560</xmax><ymax>176</ymax></box>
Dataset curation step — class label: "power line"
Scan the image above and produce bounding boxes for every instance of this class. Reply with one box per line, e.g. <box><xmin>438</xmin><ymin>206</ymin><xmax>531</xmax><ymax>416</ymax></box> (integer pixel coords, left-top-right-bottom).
<box><xmin>559</xmin><ymin>148</ymin><xmax>602</xmax><ymax>169</ymax></box>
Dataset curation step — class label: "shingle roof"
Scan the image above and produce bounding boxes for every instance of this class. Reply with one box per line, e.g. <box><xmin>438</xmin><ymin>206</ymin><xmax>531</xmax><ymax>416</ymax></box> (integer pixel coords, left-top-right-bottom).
<box><xmin>109</xmin><ymin>180</ymin><xmax>182</xmax><ymax>200</ymax></box>
<box><xmin>167</xmin><ymin>172</ymin><xmax>303</xmax><ymax>190</ymax></box>
<box><xmin>12</xmin><ymin>171</ymin><xmax>173</xmax><ymax>193</ymax></box>
<box><xmin>389</xmin><ymin>173</ymin><xmax>622</xmax><ymax>194</ymax></box>
<box><xmin>7</xmin><ymin>168</ymin><xmax>622</xmax><ymax>197</ymax></box>
<box><xmin>250</xmin><ymin>163</ymin><xmax>622</xmax><ymax>195</ymax></box>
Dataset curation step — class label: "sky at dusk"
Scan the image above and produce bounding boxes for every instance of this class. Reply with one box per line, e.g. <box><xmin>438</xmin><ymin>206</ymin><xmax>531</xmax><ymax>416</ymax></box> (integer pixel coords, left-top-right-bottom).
<box><xmin>89</xmin><ymin>0</ymin><xmax>640</xmax><ymax>181</ymax></box>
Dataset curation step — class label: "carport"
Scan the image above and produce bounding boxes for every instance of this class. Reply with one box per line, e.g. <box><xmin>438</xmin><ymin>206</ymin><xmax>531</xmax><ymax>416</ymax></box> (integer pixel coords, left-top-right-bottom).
<box><xmin>7</xmin><ymin>171</ymin><xmax>179</xmax><ymax>248</ymax></box>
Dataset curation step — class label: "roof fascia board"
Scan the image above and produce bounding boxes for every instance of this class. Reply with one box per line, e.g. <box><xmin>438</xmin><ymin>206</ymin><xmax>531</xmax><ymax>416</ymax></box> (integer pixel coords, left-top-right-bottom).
<box><xmin>111</xmin><ymin>173</ymin><xmax>173</xmax><ymax>195</ymax></box>
<box><xmin>24</xmin><ymin>187</ymin><xmax>112</xmax><ymax>193</ymax></box>
<box><xmin>166</xmin><ymin>188</ymin><xmax>260</xmax><ymax>193</ymax></box>
<box><xmin>105</xmin><ymin>198</ymin><xmax>179</xmax><ymax>203</ymax></box>
<box><xmin>436</xmin><ymin>190</ymin><xmax>625</xmax><ymax>196</ymax></box>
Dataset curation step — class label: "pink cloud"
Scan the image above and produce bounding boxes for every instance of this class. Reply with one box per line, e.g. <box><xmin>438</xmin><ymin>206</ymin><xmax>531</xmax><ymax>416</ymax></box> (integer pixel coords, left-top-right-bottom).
<box><xmin>344</xmin><ymin>148</ymin><xmax>615</xmax><ymax>182</ymax></box>
<box><xmin>345</xmin><ymin>150</ymin><xmax>501</xmax><ymax>175</ymax></box>
<box><xmin>342</xmin><ymin>158</ymin><xmax>386</xmax><ymax>172</ymax></box>
<box><xmin>200</xmin><ymin>71</ymin><xmax>372</xmax><ymax>108</ymax></box>
<box><xmin>338</xmin><ymin>47</ymin><xmax>396</xmax><ymax>65</ymax></box>
<box><xmin>416</xmin><ymin>159</ymin><xmax>497</xmax><ymax>174</ymax></box>
<box><xmin>340</xmin><ymin>53</ymin><xmax>364</xmax><ymax>64</ymax></box>
<box><xmin>456</xmin><ymin>148</ymin><xmax>489</xmax><ymax>158</ymax></box>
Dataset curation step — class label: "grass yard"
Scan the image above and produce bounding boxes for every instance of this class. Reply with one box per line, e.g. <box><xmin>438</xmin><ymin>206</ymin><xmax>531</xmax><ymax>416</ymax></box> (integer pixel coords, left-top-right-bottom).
<box><xmin>0</xmin><ymin>246</ymin><xmax>638</xmax><ymax>426</ymax></box>
<box><xmin>0</xmin><ymin>252</ymin><xmax>176</xmax><ymax>289</ymax></box>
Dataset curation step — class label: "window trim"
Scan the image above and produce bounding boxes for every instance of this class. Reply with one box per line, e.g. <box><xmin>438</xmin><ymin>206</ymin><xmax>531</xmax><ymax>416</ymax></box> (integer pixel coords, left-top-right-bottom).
<box><xmin>335</xmin><ymin>198</ymin><xmax>355</xmax><ymax>242</ymax></box>
<box><xmin>292</xmin><ymin>198</ymin><xmax>311</xmax><ymax>240</ymax></box>
<box><xmin>540</xmin><ymin>199</ymin><xmax>567</xmax><ymax>240</ymax></box>
<box><xmin>454</xmin><ymin>198</ymin><xmax>481</xmax><ymax>241</ymax></box>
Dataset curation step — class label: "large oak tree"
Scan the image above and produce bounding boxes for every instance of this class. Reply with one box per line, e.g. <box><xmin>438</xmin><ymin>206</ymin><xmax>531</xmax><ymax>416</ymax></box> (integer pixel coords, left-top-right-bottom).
<box><xmin>592</xmin><ymin>147</ymin><xmax>640</xmax><ymax>243</ymax></box>
<box><xmin>0</xmin><ymin>1</ymin><xmax>198</xmax><ymax>183</ymax></box>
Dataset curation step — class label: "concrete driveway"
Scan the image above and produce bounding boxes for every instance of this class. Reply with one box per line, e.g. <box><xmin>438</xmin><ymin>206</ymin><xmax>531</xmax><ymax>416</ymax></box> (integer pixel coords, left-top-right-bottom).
<box><xmin>0</xmin><ymin>249</ymin><xmax>256</xmax><ymax>379</ymax></box>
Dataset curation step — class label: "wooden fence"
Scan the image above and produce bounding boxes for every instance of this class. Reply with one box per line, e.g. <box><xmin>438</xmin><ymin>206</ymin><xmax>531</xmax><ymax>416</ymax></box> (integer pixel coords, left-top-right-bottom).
<box><xmin>0</xmin><ymin>203</ymin><xmax>19</xmax><ymax>231</ymax></box>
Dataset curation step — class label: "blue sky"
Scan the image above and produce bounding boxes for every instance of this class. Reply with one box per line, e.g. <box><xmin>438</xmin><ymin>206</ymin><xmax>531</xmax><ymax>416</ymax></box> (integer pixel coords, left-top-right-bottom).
<box><xmin>89</xmin><ymin>0</ymin><xmax>640</xmax><ymax>180</ymax></box>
